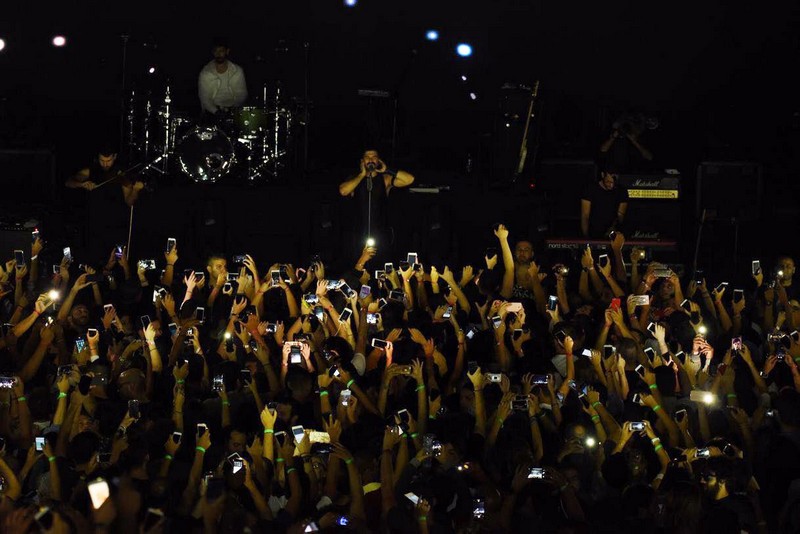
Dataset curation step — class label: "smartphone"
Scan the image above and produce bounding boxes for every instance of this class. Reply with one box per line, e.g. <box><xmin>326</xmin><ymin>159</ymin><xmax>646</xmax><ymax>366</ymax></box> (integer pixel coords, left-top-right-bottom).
<box><xmin>473</xmin><ymin>498</ymin><xmax>485</xmax><ymax>519</ymax></box>
<box><xmin>114</xmin><ymin>245</ymin><xmax>124</xmax><ymax>259</ymax></box>
<box><xmin>554</xmin><ymin>330</ymin><xmax>567</xmax><ymax>344</ymax></box>
<box><xmin>195</xmin><ymin>307</ymin><xmax>205</xmax><ymax>323</ymax></box>
<box><xmin>140</xmin><ymin>315</ymin><xmax>151</xmax><ymax>330</ymax></box>
<box><xmin>602</xmin><ymin>345</ymin><xmax>615</xmax><ymax>359</ymax></box>
<box><xmin>172</xmin><ymin>431</ymin><xmax>182</xmax><ymax>444</ymax></box>
<box><xmin>405</xmin><ymin>492</ymin><xmax>420</xmax><ymax>505</ymax></box>
<box><xmin>635</xmin><ymin>364</ymin><xmax>646</xmax><ymax>377</ymax></box>
<box><xmin>232</xmin><ymin>254</ymin><xmax>247</xmax><ymax>265</ymax></box>
<box><xmin>63</xmin><ymin>247</ymin><xmax>72</xmax><ymax>262</ymax></box>
<box><xmin>491</xmin><ymin>315</ymin><xmax>502</xmax><ymax>329</ymax></box>
<box><xmin>389</xmin><ymin>290</ymin><xmax>406</xmax><ymax>302</ymax></box>
<box><xmin>358</xmin><ymin>285</ymin><xmax>371</xmax><ymax>299</ymax></box>
<box><xmin>527</xmin><ymin>467</ymin><xmax>546</xmax><ymax>479</ymax></box>
<box><xmin>443</xmin><ymin>305</ymin><xmax>453</xmax><ymax>319</ymax></box>
<box><xmin>396</xmin><ymin>409</ymin><xmax>410</xmax><ymax>424</ymax></box>
<box><xmin>689</xmin><ymin>390</ymin><xmax>716</xmax><ymax>404</ymax></box>
<box><xmin>197</xmin><ymin>423</ymin><xmax>208</xmax><ymax>437</ymax></box>
<box><xmin>167</xmin><ymin>323</ymin><xmax>178</xmax><ymax>337</ymax></box>
<box><xmin>128</xmin><ymin>399</ymin><xmax>140</xmax><ymax>419</ymax></box>
<box><xmin>610</xmin><ymin>297</ymin><xmax>621</xmax><ymax>311</ymax></box>
<box><xmin>599</xmin><ymin>254</ymin><xmax>609</xmax><ymax>267</ymax></box>
<box><xmin>212</xmin><ymin>375</ymin><xmax>224</xmax><ymax>392</ymax></box>
<box><xmin>547</xmin><ymin>295</ymin><xmax>558</xmax><ymax>311</ymax></box>
<box><xmin>733</xmin><ymin>289</ymin><xmax>744</xmax><ymax>303</ymax></box>
<box><xmin>486</xmin><ymin>372</ymin><xmax>503</xmax><ymax>383</ymax></box>
<box><xmin>375</xmin><ymin>270</ymin><xmax>386</xmax><ymax>280</ymax></box>
<box><xmin>675</xmin><ymin>409</ymin><xmax>687</xmax><ymax>422</ymax></box>
<box><xmin>339</xmin><ymin>308</ymin><xmax>353</xmax><ymax>323</ymax></box>
<box><xmin>631</xmin><ymin>294</ymin><xmax>651</xmax><ymax>306</ymax></box>
<box><xmin>644</xmin><ymin>347</ymin><xmax>656</xmax><ymax>363</ymax></box>
<box><xmin>629</xmin><ymin>421</ymin><xmax>646</xmax><ymax>432</ymax></box>
<box><xmin>384</xmin><ymin>262</ymin><xmax>394</xmax><ymax>274</ymax></box>
<box><xmin>166</xmin><ymin>238</ymin><xmax>176</xmax><ymax>253</ymax></box>
<box><xmin>227</xmin><ymin>272</ymin><xmax>238</xmax><ymax>282</ymax></box>
<box><xmin>696</xmin><ymin>448</ymin><xmax>711</xmax><ymax>458</ymax></box>
<box><xmin>751</xmin><ymin>260</ymin><xmax>761</xmax><ymax>276</ymax></box>
<box><xmin>407</xmin><ymin>252</ymin><xmax>418</xmax><ymax>265</ymax></box>
<box><xmin>511</xmin><ymin>395</ymin><xmax>529</xmax><ymax>411</ymax></box>
<box><xmin>513</xmin><ymin>328</ymin><xmax>524</xmax><ymax>340</ymax></box>
<box><xmin>75</xmin><ymin>338</ymin><xmax>87</xmax><ymax>353</ymax></box>
<box><xmin>632</xmin><ymin>393</ymin><xmax>642</xmax><ymax>405</ymax></box>
<box><xmin>731</xmin><ymin>336</ymin><xmax>743</xmax><ymax>352</ymax></box>
<box><xmin>531</xmin><ymin>374</ymin><xmax>549</xmax><ymax>385</ymax></box>
<box><xmin>138</xmin><ymin>259</ymin><xmax>157</xmax><ymax>271</ymax></box>
<box><xmin>378</xmin><ymin>298</ymin><xmax>388</xmax><ymax>309</ymax></box>
<box><xmin>467</xmin><ymin>360</ymin><xmax>479</xmax><ymax>374</ymax></box>
<box><xmin>86</xmin><ymin>477</ymin><xmax>110</xmax><ymax>509</ymax></box>
<box><xmin>14</xmin><ymin>250</ymin><xmax>25</xmax><ymax>266</ymax></box>
<box><xmin>291</xmin><ymin>425</ymin><xmax>305</xmax><ymax>444</ymax></box>
<box><xmin>340</xmin><ymin>389</ymin><xmax>352</xmax><ymax>406</ymax></box>
<box><xmin>675</xmin><ymin>350</ymin><xmax>686</xmax><ymax>364</ymax></box>
<box><xmin>35</xmin><ymin>436</ymin><xmax>46</xmax><ymax>451</ymax></box>
<box><xmin>581</xmin><ymin>348</ymin><xmax>593</xmax><ymax>358</ymax></box>
<box><xmin>371</xmin><ymin>338</ymin><xmax>389</xmax><ymax>349</ymax></box>
<box><xmin>366</xmin><ymin>312</ymin><xmax>379</xmax><ymax>325</ymax></box>
<box><xmin>715</xmin><ymin>282</ymin><xmax>728</xmax><ymax>293</ymax></box>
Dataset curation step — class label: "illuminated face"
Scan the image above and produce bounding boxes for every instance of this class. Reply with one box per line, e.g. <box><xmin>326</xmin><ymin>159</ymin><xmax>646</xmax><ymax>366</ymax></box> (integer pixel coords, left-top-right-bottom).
<box><xmin>98</xmin><ymin>154</ymin><xmax>117</xmax><ymax>171</ymax></box>
<box><xmin>362</xmin><ymin>150</ymin><xmax>380</xmax><ymax>166</ymax></box>
<box><xmin>212</xmin><ymin>46</ymin><xmax>229</xmax><ymax>63</ymax></box>
<box><xmin>71</xmin><ymin>305</ymin><xmax>90</xmax><ymax>327</ymax></box>
<box><xmin>778</xmin><ymin>258</ymin><xmax>796</xmax><ymax>280</ymax></box>
<box><xmin>600</xmin><ymin>172</ymin><xmax>617</xmax><ymax>190</ymax></box>
<box><xmin>514</xmin><ymin>241</ymin><xmax>533</xmax><ymax>264</ymax></box>
<box><xmin>207</xmin><ymin>258</ymin><xmax>228</xmax><ymax>279</ymax></box>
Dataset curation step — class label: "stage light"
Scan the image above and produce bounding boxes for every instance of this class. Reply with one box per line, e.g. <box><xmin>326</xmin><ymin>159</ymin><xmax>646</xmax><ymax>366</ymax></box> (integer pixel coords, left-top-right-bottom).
<box><xmin>148</xmin><ymin>67</ymin><xmax>156</xmax><ymax>74</ymax></box>
<box><xmin>0</xmin><ymin>39</ymin><xmax>5</xmax><ymax>52</ymax></box>
<box><xmin>456</xmin><ymin>43</ymin><xmax>472</xmax><ymax>57</ymax></box>
<box><xmin>52</xmin><ymin>35</ymin><xmax>67</xmax><ymax>47</ymax></box>
<box><xmin>344</xmin><ymin>0</ymin><xmax>357</xmax><ymax>6</ymax></box>
<box><xmin>461</xmin><ymin>75</ymin><xmax>468</xmax><ymax>82</ymax></box>
<box><xmin>469</xmin><ymin>92</ymin><xmax>477</xmax><ymax>101</ymax></box>
<box><xmin>426</xmin><ymin>30</ymin><xmax>439</xmax><ymax>41</ymax></box>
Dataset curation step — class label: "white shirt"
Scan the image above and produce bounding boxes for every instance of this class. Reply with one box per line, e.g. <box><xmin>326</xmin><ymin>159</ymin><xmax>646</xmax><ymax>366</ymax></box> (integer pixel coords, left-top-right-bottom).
<box><xmin>198</xmin><ymin>60</ymin><xmax>248</xmax><ymax>113</ymax></box>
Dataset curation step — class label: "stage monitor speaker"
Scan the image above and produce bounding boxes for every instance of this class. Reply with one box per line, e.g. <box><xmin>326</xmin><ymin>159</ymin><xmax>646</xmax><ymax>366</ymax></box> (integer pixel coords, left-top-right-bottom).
<box><xmin>535</xmin><ymin>159</ymin><xmax>597</xmax><ymax>235</ymax></box>
<box><xmin>696</xmin><ymin>161</ymin><xmax>762</xmax><ymax>221</ymax></box>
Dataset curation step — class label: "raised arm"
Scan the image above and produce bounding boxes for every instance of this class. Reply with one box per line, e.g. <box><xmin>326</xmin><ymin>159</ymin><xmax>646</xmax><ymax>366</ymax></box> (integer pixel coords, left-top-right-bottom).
<box><xmin>495</xmin><ymin>225</ymin><xmax>515</xmax><ymax>299</ymax></box>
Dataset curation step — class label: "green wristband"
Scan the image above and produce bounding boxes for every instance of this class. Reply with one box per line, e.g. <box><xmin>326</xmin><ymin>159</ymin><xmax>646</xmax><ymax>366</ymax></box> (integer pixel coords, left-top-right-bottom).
<box><xmin>264</xmin><ymin>428</ymin><xmax>274</xmax><ymax>434</ymax></box>
<box><xmin>726</xmin><ymin>393</ymin><xmax>737</xmax><ymax>399</ymax></box>
<box><xmin>419</xmin><ymin>516</ymin><xmax>427</xmax><ymax>522</ymax></box>
<box><xmin>276</xmin><ymin>457</ymin><xmax>285</xmax><ymax>463</ymax></box>
<box><xmin>164</xmin><ymin>454</ymin><xmax>173</xmax><ymax>461</ymax></box>
<box><xmin>48</xmin><ymin>456</ymin><xmax>56</xmax><ymax>463</ymax></box>
<box><xmin>591</xmin><ymin>415</ymin><xmax>600</xmax><ymax>422</ymax></box>
<box><xmin>652</xmin><ymin>404</ymin><xmax>662</xmax><ymax>412</ymax></box>
<box><xmin>415</xmin><ymin>384</ymin><xmax>426</xmax><ymax>392</ymax></box>
<box><xmin>344</xmin><ymin>458</ymin><xmax>354</xmax><ymax>465</ymax></box>
<box><xmin>195</xmin><ymin>446</ymin><xmax>206</xmax><ymax>454</ymax></box>
<box><xmin>57</xmin><ymin>392</ymin><xmax>67</xmax><ymax>399</ymax></box>
<box><xmin>654</xmin><ymin>444</ymin><xmax>664</xmax><ymax>453</ymax></box>
<box><xmin>410</xmin><ymin>432</ymin><xmax>419</xmax><ymax>439</ymax></box>
<box><xmin>222</xmin><ymin>400</ymin><xmax>230</xmax><ymax>406</ymax></box>
<box><xmin>17</xmin><ymin>396</ymin><xmax>27</xmax><ymax>402</ymax></box>
<box><xmin>346</xmin><ymin>379</ymin><xmax>355</xmax><ymax>389</ymax></box>
<box><xmin>286</xmin><ymin>467</ymin><xmax>297</xmax><ymax>474</ymax></box>
<box><xmin>649</xmin><ymin>384</ymin><xmax>658</xmax><ymax>390</ymax></box>
<box><xmin>176</xmin><ymin>379</ymin><xmax>185</xmax><ymax>384</ymax></box>
<box><xmin>591</xmin><ymin>401</ymin><xmax>602</xmax><ymax>409</ymax></box>
<box><xmin>319</xmin><ymin>390</ymin><xmax>329</xmax><ymax>397</ymax></box>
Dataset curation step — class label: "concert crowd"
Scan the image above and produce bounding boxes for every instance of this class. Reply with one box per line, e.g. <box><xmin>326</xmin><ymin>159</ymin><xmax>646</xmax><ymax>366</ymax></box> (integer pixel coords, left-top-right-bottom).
<box><xmin>0</xmin><ymin>222</ymin><xmax>798</xmax><ymax>534</ymax></box>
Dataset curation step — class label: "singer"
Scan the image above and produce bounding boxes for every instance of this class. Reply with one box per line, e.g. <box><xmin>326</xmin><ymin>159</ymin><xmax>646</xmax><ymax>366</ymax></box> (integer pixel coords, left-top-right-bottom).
<box><xmin>339</xmin><ymin>149</ymin><xmax>415</xmax><ymax>260</ymax></box>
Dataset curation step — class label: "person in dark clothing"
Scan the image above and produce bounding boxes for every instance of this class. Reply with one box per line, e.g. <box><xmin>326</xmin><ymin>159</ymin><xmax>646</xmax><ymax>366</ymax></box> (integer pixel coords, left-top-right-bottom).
<box><xmin>338</xmin><ymin>149</ymin><xmax>415</xmax><ymax>261</ymax></box>
<box><xmin>580</xmin><ymin>169</ymin><xmax>628</xmax><ymax>239</ymax></box>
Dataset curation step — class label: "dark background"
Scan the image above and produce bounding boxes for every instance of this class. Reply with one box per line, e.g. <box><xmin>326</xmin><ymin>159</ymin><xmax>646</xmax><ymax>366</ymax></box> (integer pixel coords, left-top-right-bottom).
<box><xmin>1</xmin><ymin>0</ymin><xmax>799</xmax><ymax>277</ymax></box>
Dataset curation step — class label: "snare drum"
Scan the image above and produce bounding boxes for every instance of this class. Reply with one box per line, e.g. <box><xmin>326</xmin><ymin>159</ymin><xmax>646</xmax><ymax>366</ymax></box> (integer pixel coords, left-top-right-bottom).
<box><xmin>176</xmin><ymin>126</ymin><xmax>235</xmax><ymax>183</ymax></box>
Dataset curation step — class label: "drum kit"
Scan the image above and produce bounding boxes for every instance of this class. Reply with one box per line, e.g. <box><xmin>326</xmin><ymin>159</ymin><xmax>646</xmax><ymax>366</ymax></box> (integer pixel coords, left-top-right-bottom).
<box><xmin>125</xmin><ymin>82</ymin><xmax>295</xmax><ymax>184</ymax></box>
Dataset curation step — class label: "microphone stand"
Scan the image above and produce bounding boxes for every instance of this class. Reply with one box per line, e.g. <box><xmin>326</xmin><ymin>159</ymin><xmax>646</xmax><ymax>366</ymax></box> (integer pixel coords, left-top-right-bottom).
<box><xmin>365</xmin><ymin>169</ymin><xmax>374</xmax><ymax>239</ymax></box>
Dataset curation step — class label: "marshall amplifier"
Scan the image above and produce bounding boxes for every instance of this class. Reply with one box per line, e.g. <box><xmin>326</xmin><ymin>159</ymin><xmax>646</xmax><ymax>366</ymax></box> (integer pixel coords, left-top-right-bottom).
<box><xmin>617</xmin><ymin>171</ymin><xmax>682</xmax><ymax>238</ymax></box>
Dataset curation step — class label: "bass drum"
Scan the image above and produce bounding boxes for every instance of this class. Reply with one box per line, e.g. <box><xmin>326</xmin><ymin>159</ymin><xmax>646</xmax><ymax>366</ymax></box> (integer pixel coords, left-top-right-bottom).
<box><xmin>176</xmin><ymin>126</ymin><xmax>235</xmax><ymax>183</ymax></box>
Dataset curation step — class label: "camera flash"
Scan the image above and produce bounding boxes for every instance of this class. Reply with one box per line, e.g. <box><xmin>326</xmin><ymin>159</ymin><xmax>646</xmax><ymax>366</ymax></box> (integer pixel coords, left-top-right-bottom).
<box><xmin>48</xmin><ymin>290</ymin><xmax>61</xmax><ymax>301</ymax></box>
<box><xmin>366</xmin><ymin>238</ymin><xmax>375</xmax><ymax>247</ymax></box>
<box><xmin>703</xmin><ymin>392</ymin><xmax>714</xmax><ymax>405</ymax></box>
<box><xmin>698</xmin><ymin>325</ymin><xmax>708</xmax><ymax>335</ymax></box>
<box><xmin>224</xmin><ymin>332</ymin><xmax>231</xmax><ymax>340</ymax></box>
<box><xmin>585</xmin><ymin>437</ymin><xmax>597</xmax><ymax>448</ymax></box>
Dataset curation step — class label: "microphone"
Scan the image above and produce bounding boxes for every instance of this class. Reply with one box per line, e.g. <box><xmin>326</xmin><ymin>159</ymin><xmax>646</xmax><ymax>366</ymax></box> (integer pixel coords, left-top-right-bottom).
<box><xmin>366</xmin><ymin>174</ymin><xmax>373</xmax><ymax>192</ymax></box>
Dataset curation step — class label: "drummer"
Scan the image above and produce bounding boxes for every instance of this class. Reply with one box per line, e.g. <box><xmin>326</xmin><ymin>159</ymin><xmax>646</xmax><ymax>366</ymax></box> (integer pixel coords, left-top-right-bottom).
<box><xmin>198</xmin><ymin>37</ymin><xmax>248</xmax><ymax>116</ymax></box>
